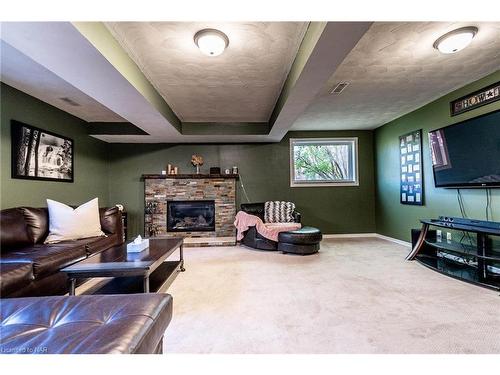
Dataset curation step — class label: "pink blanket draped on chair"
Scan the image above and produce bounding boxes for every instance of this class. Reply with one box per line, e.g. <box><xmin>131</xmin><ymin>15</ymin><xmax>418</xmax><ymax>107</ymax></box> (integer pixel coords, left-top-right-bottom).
<box><xmin>234</xmin><ymin>211</ymin><xmax>301</xmax><ymax>242</ymax></box>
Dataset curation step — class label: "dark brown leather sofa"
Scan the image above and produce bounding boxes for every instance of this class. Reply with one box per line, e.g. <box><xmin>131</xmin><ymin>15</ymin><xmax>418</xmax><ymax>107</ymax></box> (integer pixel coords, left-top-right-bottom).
<box><xmin>0</xmin><ymin>206</ymin><xmax>124</xmax><ymax>298</ymax></box>
<box><xmin>0</xmin><ymin>293</ymin><xmax>172</xmax><ymax>354</ymax></box>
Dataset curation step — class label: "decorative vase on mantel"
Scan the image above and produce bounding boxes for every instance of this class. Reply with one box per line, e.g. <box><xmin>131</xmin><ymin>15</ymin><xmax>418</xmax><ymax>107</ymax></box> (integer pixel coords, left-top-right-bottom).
<box><xmin>191</xmin><ymin>154</ymin><xmax>204</xmax><ymax>175</ymax></box>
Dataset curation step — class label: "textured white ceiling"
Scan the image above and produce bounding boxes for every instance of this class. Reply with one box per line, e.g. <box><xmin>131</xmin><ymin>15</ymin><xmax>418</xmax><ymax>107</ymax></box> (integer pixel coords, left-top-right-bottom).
<box><xmin>105</xmin><ymin>22</ymin><xmax>307</xmax><ymax>123</ymax></box>
<box><xmin>292</xmin><ymin>22</ymin><xmax>500</xmax><ymax>131</ymax></box>
<box><xmin>0</xmin><ymin>40</ymin><xmax>125</xmax><ymax>123</ymax></box>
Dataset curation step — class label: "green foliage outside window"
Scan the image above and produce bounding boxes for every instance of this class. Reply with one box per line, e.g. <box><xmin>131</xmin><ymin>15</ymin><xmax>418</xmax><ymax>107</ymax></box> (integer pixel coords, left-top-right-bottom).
<box><xmin>294</xmin><ymin>144</ymin><xmax>349</xmax><ymax>181</ymax></box>
<box><xmin>290</xmin><ymin>138</ymin><xmax>358</xmax><ymax>186</ymax></box>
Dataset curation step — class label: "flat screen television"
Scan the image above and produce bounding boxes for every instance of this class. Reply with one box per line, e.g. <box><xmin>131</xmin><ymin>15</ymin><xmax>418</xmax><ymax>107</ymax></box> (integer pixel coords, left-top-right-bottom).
<box><xmin>429</xmin><ymin>109</ymin><xmax>500</xmax><ymax>188</ymax></box>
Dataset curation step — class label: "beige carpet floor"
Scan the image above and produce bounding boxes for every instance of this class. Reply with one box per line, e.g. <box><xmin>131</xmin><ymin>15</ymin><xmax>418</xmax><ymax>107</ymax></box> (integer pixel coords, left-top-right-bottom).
<box><xmin>164</xmin><ymin>238</ymin><xmax>500</xmax><ymax>354</ymax></box>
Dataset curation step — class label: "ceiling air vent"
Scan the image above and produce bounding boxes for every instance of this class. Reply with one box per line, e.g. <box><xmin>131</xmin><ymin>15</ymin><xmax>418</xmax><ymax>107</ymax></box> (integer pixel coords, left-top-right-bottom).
<box><xmin>59</xmin><ymin>97</ymin><xmax>80</xmax><ymax>106</ymax></box>
<box><xmin>330</xmin><ymin>82</ymin><xmax>350</xmax><ymax>94</ymax></box>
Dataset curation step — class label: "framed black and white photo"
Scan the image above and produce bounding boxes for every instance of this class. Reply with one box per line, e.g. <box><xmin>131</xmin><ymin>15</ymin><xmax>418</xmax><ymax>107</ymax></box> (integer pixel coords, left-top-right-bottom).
<box><xmin>399</xmin><ymin>129</ymin><xmax>424</xmax><ymax>206</ymax></box>
<box><xmin>11</xmin><ymin>120</ymin><xmax>74</xmax><ymax>182</ymax></box>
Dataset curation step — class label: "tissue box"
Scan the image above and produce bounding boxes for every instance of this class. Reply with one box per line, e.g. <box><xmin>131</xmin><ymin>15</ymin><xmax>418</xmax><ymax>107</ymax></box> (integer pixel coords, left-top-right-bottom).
<box><xmin>127</xmin><ymin>238</ymin><xmax>150</xmax><ymax>253</ymax></box>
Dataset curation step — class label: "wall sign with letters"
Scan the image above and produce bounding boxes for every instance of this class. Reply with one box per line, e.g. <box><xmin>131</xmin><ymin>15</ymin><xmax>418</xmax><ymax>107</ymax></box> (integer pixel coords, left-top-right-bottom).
<box><xmin>450</xmin><ymin>81</ymin><xmax>500</xmax><ymax>116</ymax></box>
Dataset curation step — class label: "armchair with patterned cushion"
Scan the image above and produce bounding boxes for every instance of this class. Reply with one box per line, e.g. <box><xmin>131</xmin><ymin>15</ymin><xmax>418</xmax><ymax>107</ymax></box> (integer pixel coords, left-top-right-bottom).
<box><xmin>239</xmin><ymin>202</ymin><xmax>301</xmax><ymax>250</ymax></box>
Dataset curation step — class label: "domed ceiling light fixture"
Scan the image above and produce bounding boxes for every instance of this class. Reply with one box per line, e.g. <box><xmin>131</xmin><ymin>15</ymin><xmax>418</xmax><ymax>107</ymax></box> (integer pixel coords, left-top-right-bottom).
<box><xmin>433</xmin><ymin>26</ymin><xmax>478</xmax><ymax>54</ymax></box>
<box><xmin>194</xmin><ymin>28</ymin><xmax>229</xmax><ymax>57</ymax></box>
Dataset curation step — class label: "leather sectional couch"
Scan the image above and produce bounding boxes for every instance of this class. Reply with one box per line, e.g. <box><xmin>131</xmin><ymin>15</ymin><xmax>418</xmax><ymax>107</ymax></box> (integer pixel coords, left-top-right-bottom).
<box><xmin>0</xmin><ymin>206</ymin><xmax>124</xmax><ymax>298</ymax></box>
<box><xmin>0</xmin><ymin>293</ymin><xmax>172</xmax><ymax>354</ymax></box>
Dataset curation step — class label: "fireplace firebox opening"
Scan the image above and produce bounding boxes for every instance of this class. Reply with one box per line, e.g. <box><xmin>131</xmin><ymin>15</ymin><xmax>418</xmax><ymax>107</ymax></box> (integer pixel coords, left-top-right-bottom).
<box><xmin>167</xmin><ymin>200</ymin><xmax>215</xmax><ymax>232</ymax></box>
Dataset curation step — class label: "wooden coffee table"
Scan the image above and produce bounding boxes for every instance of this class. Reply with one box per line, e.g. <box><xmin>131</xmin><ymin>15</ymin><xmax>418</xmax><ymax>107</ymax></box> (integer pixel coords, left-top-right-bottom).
<box><xmin>62</xmin><ymin>237</ymin><xmax>184</xmax><ymax>295</ymax></box>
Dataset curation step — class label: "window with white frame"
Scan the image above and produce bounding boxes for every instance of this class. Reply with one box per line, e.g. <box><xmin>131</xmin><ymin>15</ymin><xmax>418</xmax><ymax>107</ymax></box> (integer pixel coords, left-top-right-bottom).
<box><xmin>290</xmin><ymin>138</ymin><xmax>359</xmax><ymax>187</ymax></box>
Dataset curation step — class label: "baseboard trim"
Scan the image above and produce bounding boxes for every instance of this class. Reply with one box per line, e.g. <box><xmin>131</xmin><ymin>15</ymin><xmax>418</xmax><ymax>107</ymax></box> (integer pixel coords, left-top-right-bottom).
<box><xmin>322</xmin><ymin>233</ymin><xmax>411</xmax><ymax>247</ymax></box>
<box><xmin>322</xmin><ymin>233</ymin><xmax>378</xmax><ymax>239</ymax></box>
<box><xmin>374</xmin><ymin>234</ymin><xmax>411</xmax><ymax>247</ymax></box>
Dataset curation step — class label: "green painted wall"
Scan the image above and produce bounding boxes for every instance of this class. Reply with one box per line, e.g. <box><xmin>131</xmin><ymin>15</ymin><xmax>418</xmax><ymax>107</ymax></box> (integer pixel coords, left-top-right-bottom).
<box><xmin>375</xmin><ymin>70</ymin><xmax>500</xmax><ymax>242</ymax></box>
<box><xmin>0</xmin><ymin>83</ymin><xmax>109</xmax><ymax>209</ymax></box>
<box><xmin>107</xmin><ymin>130</ymin><xmax>376</xmax><ymax>238</ymax></box>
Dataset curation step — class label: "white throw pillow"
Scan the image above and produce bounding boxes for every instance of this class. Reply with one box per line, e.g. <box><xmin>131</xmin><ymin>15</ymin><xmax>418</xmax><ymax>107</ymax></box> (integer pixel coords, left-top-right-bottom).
<box><xmin>45</xmin><ymin>198</ymin><xmax>105</xmax><ymax>243</ymax></box>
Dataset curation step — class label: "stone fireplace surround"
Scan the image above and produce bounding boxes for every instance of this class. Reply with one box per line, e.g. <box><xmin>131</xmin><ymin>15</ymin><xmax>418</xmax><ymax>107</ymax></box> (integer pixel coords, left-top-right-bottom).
<box><xmin>142</xmin><ymin>174</ymin><xmax>238</xmax><ymax>246</ymax></box>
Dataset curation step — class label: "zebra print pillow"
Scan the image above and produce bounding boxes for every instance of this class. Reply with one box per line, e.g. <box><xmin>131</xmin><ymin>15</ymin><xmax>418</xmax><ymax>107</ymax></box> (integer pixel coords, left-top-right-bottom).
<box><xmin>264</xmin><ymin>201</ymin><xmax>295</xmax><ymax>223</ymax></box>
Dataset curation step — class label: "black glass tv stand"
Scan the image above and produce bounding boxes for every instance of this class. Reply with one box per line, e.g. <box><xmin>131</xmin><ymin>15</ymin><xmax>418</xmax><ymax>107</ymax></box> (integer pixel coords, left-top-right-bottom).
<box><xmin>406</xmin><ymin>219</ymin><xmax>500</xmax><ymax>291</ymax></box>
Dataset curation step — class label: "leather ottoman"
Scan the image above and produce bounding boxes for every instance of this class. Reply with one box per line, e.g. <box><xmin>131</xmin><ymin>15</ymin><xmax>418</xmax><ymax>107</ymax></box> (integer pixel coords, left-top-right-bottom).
<box><xmin>278</xmin><ymin>226</ymin><xmax>322</xmax><ymax>255</ymax></box>
<box><xmin>0</xmin><ymin>293</ymin><xmax>172</xmax><ymax>354</ymax></box>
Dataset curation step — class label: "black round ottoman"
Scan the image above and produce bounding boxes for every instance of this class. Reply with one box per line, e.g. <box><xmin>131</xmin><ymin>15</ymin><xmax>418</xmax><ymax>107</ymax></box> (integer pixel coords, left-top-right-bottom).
<box><xmin>278</xmin><ymin>226</ymin><xmax>322</xmax><ymax>255</ymax></box>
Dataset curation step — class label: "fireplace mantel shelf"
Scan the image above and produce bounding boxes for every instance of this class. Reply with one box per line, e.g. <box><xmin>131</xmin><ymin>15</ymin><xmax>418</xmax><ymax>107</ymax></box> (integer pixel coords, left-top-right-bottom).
<box><xmin>142</xmin><ymin>174</ymin><xmax>239</xmax><ymax>180</ymax></box>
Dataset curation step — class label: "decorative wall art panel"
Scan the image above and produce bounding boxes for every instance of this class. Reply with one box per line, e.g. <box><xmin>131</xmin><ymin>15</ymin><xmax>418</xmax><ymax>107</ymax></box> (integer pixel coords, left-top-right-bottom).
<box><xmin>399</xmin><ymin>129</ymin><xmax>424</xmax><ymax>205</ymax></box>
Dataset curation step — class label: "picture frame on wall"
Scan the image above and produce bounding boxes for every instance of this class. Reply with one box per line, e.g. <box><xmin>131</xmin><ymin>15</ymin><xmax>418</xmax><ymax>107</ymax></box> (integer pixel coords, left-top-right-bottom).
<box><xmin>11</xmin><ymin>120</ymin><xmax>74</xmax><ymax>182</ymax></box>
<box><xmin>399</xmin><ymin>129</ymin><xmax>424</xmax><ymax>206</ymax></box>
